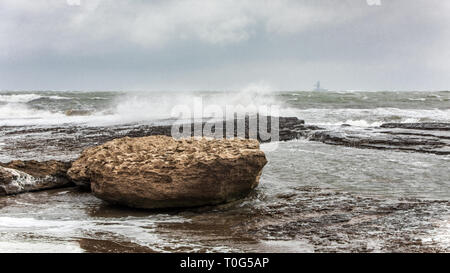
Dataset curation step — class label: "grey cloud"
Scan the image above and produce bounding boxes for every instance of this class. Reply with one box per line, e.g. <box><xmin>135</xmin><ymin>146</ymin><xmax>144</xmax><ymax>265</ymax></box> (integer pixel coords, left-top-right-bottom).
<box><xmin>0</xmin><ymin>0</ymin><xmax>449</xmax><ymax>91</ymax></box>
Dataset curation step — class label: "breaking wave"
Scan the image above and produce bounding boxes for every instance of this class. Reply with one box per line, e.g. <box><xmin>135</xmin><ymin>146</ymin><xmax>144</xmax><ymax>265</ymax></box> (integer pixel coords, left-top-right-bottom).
<box><xmin>285</xmin><ymin>107</ymin><xmax>450</xmax><ymax>127</ymax></box>
<box><xmin>0</xmin><ymin>90</ymin><xmax>449</xmax><ymax>127</ymax></box>
<box><xmin>0</xmin><ymin>94</ymin><xmax>69</xmax><ymax>103</ymax></box>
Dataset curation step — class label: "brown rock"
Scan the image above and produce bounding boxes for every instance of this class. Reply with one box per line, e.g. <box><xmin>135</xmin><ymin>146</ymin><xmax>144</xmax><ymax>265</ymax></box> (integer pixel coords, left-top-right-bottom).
<box><xmin>65</xmin><ymin>109</ymin><xmax>92</xmax><ymax>116</ymax></box>
<box><xmin>1</xmin><ymin>160</ymin><xmax>72</xmax><ymax>178</ymax></box>
<box><xmin>68</xmin><ymin>136</ymin><xmax>267</xmax><ymax>209</ymax></box>
<box><xmin>0</xmin><ymin>160</ymin><xmax>73</xmax><ymax>195</ymax></box>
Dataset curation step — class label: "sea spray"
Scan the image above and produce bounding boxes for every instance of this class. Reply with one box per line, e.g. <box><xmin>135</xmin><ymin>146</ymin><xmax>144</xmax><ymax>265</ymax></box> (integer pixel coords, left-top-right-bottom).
<box><xmin>0</xmin><ymin>90</ymin><xmax>448</xmax><ymax>126</ymax></box>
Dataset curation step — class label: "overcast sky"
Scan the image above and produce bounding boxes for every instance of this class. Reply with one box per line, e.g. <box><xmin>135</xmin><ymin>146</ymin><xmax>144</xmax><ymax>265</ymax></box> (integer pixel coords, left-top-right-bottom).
<box><xmin>1</xmin><ymin>0</ymin><xmax>449</xmax><ymax>91</ymax></box>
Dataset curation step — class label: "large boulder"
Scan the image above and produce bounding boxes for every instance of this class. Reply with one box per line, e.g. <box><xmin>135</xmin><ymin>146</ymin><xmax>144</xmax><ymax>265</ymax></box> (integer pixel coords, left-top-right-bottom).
<box><xmin>0</xmin><ymin>160</ymin><xmax>73</xmax><ymax>195</ymax></box>
<box><xmin>67</xmin><ymin>136</ymin><xmax>267</xmax><ymax>209</ymax></box>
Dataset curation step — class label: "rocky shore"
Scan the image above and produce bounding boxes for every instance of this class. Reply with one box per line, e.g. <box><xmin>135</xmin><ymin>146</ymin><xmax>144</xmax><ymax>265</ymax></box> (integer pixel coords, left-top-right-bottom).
<box><xmin>0</xmin><ymin>116</ymin><xmax>449</xmax><ymax>252</ymax></box>
<box><xmin>1</xmin><ymin>117</ymin><xmax>449</xmax><ymax>197</ymax></box>
<box><xmin>308</xmin><ymin>125</ymin><xmax>450</xmax><ymax>155</ymax></box>
<box><xmin>2</xmin><ymin>184</ymin><xmax>448</xmax><ymax>252</ymax></box>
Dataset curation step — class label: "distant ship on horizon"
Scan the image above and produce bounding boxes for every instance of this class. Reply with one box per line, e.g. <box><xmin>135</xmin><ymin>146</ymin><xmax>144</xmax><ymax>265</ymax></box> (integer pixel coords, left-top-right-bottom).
<box><xmin>313</xmin><ymin>81</ymin><xmax>328</xmax><ymax>92</ymax></box>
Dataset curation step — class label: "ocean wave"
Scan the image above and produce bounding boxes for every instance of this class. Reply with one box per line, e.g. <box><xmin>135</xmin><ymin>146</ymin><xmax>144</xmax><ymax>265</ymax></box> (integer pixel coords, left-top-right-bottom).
<box><xmin>282</xmin><ymin>107</ymin><xmax>450</xmax><ymax>127</ymax></box>
<box><xmin>39</xmin><ymin>95</ymin><xmax>71</xmax><ymax>100</ymax></box>
<box><xmin>408</xmin><ymin>98</ymin><xmax>427</xmax><ymax>101</ymax></box>
<box><xmin>0</xmin><ymin>94</ymin><xmax>44</xmax><ymax>103</ymax></box>
<box><xmin>0</xmin><ymin>88</ymin><xmax>281</xmax><ymax>126</ymax></box>
<box><xmin>110</xmin><ymin>87</ymin><xmax>280</xmax><ymax>124</ymax></box>
<box><xmin>0</xmin><ymin>90</ymin><xmax>449</xmax><ymax>127</ymax></box>
<box><xmin>0</xmin><ymin>103</ymin><xmax>68</xmax><ymax>126</ymax></box>
<box><xmin>0</xmin><ymin>94</ymin><xmax>70</xmax><ymax>103</ymax></box>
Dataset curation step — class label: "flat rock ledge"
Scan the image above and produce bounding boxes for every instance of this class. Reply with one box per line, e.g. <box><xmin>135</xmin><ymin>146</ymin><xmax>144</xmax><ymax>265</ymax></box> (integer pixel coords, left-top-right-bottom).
<box><xmin>67</xmin><ymin>136</ymin><xmax>267</xmax><ymax>209</ymax></box>
<box><xmin>0</xmin><ymin>160</ymin><xmax>73</xmax><ymax>195</ymax></box>
<box><xmin>380</xmin><ymin>122</ymin><xmax>450</xmax><ymax>131</ymax></box>
<box><xmin>307</xmin><ymin>122</ymin><xmax>450</xmax><ymax>155</ymax></box>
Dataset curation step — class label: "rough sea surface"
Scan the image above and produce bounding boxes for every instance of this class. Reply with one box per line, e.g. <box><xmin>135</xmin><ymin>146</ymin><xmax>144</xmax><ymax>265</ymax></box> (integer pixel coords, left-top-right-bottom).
<box><xmin>0</xmin><ymin>90</ymin><xmax>449</xmax><ymax>252</ymax></box>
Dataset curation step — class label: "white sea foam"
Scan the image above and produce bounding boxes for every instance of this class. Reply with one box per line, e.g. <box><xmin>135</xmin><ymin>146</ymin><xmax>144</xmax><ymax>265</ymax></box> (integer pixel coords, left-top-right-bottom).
<box><xmin>0</xmin><ymin>214</ymin><xmax>209</xmax><ymax>253</ymax></box>
<box><xmin>408</xmin><ymin>98</ymin><xmax>427</xmax><ymax>101</ymax></box>
<box><xmin>0</xmin><ymin>86</ymin><xmax>281</xmax><ymax>126</ymax></box>
<box><xmin>47</xmin><ymin>95</ymin><xmax>71</xmax><ymax>100</ymax></box>
<box><xmin>0</xmin><ymin>103</ymin><xmax>69</xmax><ymax>126</ymax></box>
<box><xmin>342</xmin><ymin>120</ymin><xmax>383</xmax><ymax>127</ymax></box>
<box><xmin>435</xmin><ymin>218</ymin><xmax>450</xmax><ymax>249</ymax></box>
<box><xmin>0</xmin><ymin>94</ymin><xmax>44</xmax><ymax>103</ymax></box>
<box><xmin>420</xmin><ymin>217</ymin><xmax>450</xmax><ymax>250</ymax></box>
<box><xmin>113</xmin><ymin>84</ymin><xmax>278</xmax><ymax>121</ymax></box>
<box><xmin>0</xmin><ymin>94</ymin><xmax>69</xmax><ymax>103</ymax></box>
<box><xmin>0</xmin><ymin>167</ymin><xmax>59</xmax><ymax>195</ymax></box>
<box><xmin>0</xmin><ymin>241</ymin><xmax>83</xmax><ymax>253</ymax></box>
<box><xmin>284</xmin><ymin>107</ymin><xmax>450</xmax><ymax>127</ymax></box>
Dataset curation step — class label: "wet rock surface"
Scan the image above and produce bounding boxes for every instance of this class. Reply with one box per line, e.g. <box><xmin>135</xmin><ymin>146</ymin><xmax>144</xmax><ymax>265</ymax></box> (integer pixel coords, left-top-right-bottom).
<box><xmin>0</xmin><ymin>116</ymin><xmax>309</xmax><ymax>161</ymax></box>
<box><xmin>307</xmin><ymin>124</ymin><xmax>450</xmax><ymax>155</ymax></box>
<box><xmin>0</xmin><ymin>119</ymin><xmax>448</xmax><ymax>196</ymax></box>
<box><xmin>1</xmin><ymin>186</ymin><xmax>447</xmax><ymax>252</ymax></box>
<box><xmin>248</xmin><ymin>187</ymin><xmax>449</xmax><ymax>252</ymax></box>
<box><xmin>0</xmin><ymin>160</ymin><xmax>73</xmax><ymax>195</ymax></box>
<box><xmin>0</xmin><ymin>120</ymin><xmax>448</xmax><ymax>252</ymax></box>
<box><xmin>168</xmin><ymin>187</ymin><xmax>450</xmax><ymax>253</ymax></box>
<box><xmin>380</xmin><ymin>122</ymin><xmax>450</xmax><ymax>131</ymax></box>
<box><xmin>1</xmin><ymin>118</ymin><xmax>448</xmax><ymax>162</ymax></box>
<box><xmin>68</xmin><ymin>136</ymin><xmax>267</xmax><ymax>209</ymax></box>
